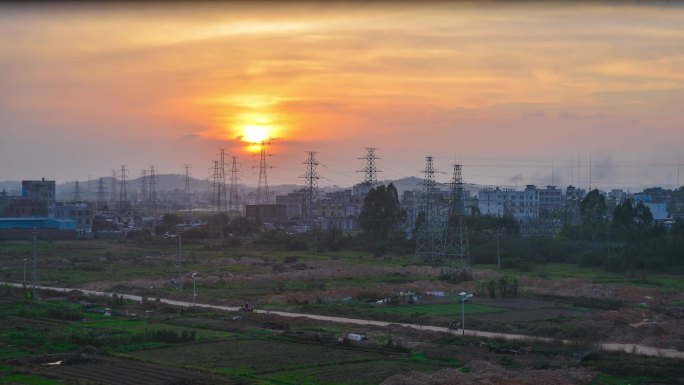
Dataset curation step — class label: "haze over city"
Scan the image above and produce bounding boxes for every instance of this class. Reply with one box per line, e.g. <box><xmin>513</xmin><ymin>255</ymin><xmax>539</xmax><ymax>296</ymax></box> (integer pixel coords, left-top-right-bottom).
<box><xmin>1</xmin><ymin>1</ymin><xmax>683</xmax><ymax>190</ymax></box>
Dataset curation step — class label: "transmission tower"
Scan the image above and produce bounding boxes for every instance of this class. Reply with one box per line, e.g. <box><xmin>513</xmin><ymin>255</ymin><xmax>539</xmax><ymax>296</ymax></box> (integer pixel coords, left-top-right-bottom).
<box><xmin>110</xmin><ymin>169</ymin><xmax>118</xmax><ymax>203</ymax></box>
<box><xmin>218</xmin><ymin>149</ymin><xmax>228</xmax><ymax>212</ymax></box>
<box><xmin>96</xmin><ymin>177</ymin><xmax>106</xmax><ymax>210</ymax></box>
<box><xmin>140</xmin><ymin>170</ymin><xmax>148</xmax><ymax>206</ymax></box>
<box><xmin>300</xmin><ymin>151</ymin><xmax>320</xmax><ymax>227</ymax></box>
<box><xmin>210</xmin><ymin>160</ymin><xmax>222</xmax><ymax>212</ymax></box>
<box><xmin>443</xmin><ymin>164</ymin><xmax>470</xmax><ymax>268</ymax></box>
<box><xmin>415</xmin><ymin>156</ymin><xmax>443</xmax><ymax>266</ymax></box>
<box><xmin>118</xmin><ymin>165</ymin><xmax>129</xmax><ymax>212</ymax></box>
<box><xmin>228</xmin><ymin>156</ymin><xmax>241</xmax><ymax>215</ymax></box>
<box><xmin>358</xmin><ymin>147</ymin><xmax>381</xmax><ymax>188</ymax></box>
<box><xmin>183</xmin><ymin>164</ymin><xmax>192</xmax><ymax>217</ymax></box>
<box><xmin>149</xmin><ymin>166</ymin><xmax>157</xmax><ymax>215</ymax></box>
<box><xmin>255</xmin><ymin>141</ymin><xmax>271</xmax><ymax>204</ymax></box>
<box><xmin>72</xmin><ymin>180</ymin><xmax>81</xmax><ymax>202</ymax></box>
<box><xmin>86</xmin><ymin>175</ymin><xmax>92</xmax><ymax>200</ymax></box>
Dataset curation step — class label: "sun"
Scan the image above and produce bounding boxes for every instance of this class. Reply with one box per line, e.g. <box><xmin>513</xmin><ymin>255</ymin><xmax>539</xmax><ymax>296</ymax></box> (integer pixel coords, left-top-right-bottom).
<box><xmin>242</xmin><ymin>125</ymin><xmax>269</xmax><ymax>143</ymax></box>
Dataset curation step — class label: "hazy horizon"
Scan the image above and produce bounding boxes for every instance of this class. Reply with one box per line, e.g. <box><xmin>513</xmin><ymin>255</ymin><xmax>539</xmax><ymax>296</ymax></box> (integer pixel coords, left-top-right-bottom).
<box><xmin>1</xmin><ymin>2</ymin><xmax>683</xmax><ymax>191</ymax></box>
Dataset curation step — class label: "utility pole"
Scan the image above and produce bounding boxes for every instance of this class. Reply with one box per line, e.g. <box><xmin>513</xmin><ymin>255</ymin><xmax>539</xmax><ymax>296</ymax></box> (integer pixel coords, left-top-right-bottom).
<box><xmin>178</xmin><ymin>234</ymin><xmax>183</xmax><ymax>293</ymax></box>
<box><xmin>678</xmin><ymin>155</ymin><xmax>680</xmax><ymax>188</ymax></box>
<box><xmin>496</xmin><ymin>232</ymin><xmax>501</xmax><ymax>270</ymax></box>
<box><xmin>300</xmin><ymin>151</ymin><xmax>320</xmax><ymax>228</ymax></box>
<box><xmin>32</xmin><ymin>231</ymin><xmax>37</xmax><ymax>299</ymax></box>
<box><xmin>589</xmin><ymin>151</ymin><xmax>592</xmax><ymax>191</ymax></box>
<box><xmin>358</xmin><ymin>147</ymin><xmax>381</xmax><ymax>188</ymax></box>
<box><xmin>183</xmin><ymin>164</ymin><xmax>192</xmax><ymax>217</ymax></box>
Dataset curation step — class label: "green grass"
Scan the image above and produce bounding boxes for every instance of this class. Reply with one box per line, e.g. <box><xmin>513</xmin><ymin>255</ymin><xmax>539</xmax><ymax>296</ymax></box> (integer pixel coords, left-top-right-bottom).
<box><xmin>370</xmin><ymin>303</ymin><xmax>509</xmax><ymax>316</ymax></box>
<box><xmin>591</xmin><ymin>373</ymin><xmax>652</xmax><ymax>385</ymax></box>
<box><xmin>475</xmin><ymin>262</ymin><xmax>684</xmax><ymax>291</ymax></box>
<box><xmin>0</xmin><ymin>373</ymin><xmax>64</xmax><ymax>385</ymax></box>
<box><xmin>0</xmin><ymin>349</ymin><xmax>33</xmax><ymax>359</ymax></box>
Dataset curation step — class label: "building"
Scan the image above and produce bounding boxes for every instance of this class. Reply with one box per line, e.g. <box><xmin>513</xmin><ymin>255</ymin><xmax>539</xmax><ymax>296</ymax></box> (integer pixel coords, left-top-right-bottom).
<box><xmin>245</xmin><ymin>204</ymin><xmax>288</xmax><ymax>226</ymax></box>
<box><xmin>275</xmin><ymin>190</ymin><xmax>306</xmax><ymax>220</ymax></box>
<box><xmin>0</xmin><ymin>217</ymin><xmax>77</xmax><ymax>240</ymax></box>
<box><xmin>55</xmin><ymin>201</ymin><xmax>94</xmax><ymax>234</ymax></box>
<box><xmin>538</xmin><ymin>185</ymin><xmax>563</xmax><ymax>210</ymax></box>
<box><xmin>633</xmin><ymin>193</ymin><xmax>668</xmax><ymax>222</ymax></box>
<box><xmin>317</xmin><ymin>189</ymin><xmax>364</xmax><ymax>231</ymax></box>
<box><xmin>22</xmin><ymin>179</ymin><xmax>56</xmax><ymax>218</ymax></box>
<box><xmin>478</xmin><ymin>186</ymin><xmax>538</xmax><ymax>221</ymax></box>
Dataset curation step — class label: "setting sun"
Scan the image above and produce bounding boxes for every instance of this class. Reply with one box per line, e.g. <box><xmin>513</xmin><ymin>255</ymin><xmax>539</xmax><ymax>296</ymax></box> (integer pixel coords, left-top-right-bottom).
<box><xmin>242</xmin><ymin>125</ymin><xmax>269</xmax><ymax>143</ymax></box>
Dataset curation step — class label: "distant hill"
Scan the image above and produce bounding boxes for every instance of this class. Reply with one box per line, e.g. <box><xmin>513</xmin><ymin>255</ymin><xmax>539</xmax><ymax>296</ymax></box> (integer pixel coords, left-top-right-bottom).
<box><xmin>3</xmin><ymin>175</ymin><xmax>499</xmax><ymax>201</ymax></box>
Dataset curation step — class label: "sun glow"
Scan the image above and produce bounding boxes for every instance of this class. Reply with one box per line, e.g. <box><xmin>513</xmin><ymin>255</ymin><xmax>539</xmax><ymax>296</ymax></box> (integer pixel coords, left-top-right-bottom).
<box><xmin>242</xmin><ymin>125</ymin><xmax>269</xmax><ymax>143</ymax></box>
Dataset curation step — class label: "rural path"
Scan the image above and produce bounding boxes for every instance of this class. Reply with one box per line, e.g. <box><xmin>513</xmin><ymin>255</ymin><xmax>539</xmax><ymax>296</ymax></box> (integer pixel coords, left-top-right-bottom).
<box><xmin>5</xmin><ymin>282</ymin><xmax>684</xmax><ymax>359</ymax></box>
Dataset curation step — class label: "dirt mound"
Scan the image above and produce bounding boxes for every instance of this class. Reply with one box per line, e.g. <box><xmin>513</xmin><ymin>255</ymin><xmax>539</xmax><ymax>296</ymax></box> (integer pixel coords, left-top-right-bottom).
<box><xmin>381</xmin><ymin>360</ymin><xmax>595</xmax><ymax>385</ymax></box>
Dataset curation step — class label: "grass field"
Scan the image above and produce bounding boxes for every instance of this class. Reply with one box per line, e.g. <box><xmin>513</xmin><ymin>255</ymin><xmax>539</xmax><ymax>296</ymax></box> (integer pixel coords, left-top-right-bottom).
<box><xmin>127</xmin><ymin>338</ymin><xmax>447</xmax><ymax>385</ymax></box>
<box><xmin>370</xmin><ymin>303</ymin><xmax>510</xmax><ymax>317</ymax></box>
<box><xmin>475</xmin><ymin>262</ymin><xmax>684</xmax><ymax>291</ymax></box>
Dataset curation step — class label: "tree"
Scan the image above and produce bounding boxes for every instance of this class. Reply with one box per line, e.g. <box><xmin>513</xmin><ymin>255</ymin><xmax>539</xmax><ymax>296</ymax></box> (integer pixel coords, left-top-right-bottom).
<box><xmin>161</xmin><ymin>213</ymin><xmax>182</xmax><ymax>232</ymax></box>
<box><xmin>612</xmin><ymin>198</ymin><xmax>635</xmax><ymax>241</ymax></box>
<box><xmin>358</xmin><ymin>183</ymin><xmax>407</xmax><ymax>248</ymax></box>
<box><xmin>580</xmin><ymin>189</ymin><xmax>607</xmax><ymax>239</ymax></box>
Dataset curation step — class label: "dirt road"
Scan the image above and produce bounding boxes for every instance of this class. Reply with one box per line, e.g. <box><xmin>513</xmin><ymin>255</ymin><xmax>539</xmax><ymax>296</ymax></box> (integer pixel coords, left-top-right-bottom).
<box><xmin>5</xmin><ymin>282</ymin><xmax>683</xmax><ymax>359</ymax></box>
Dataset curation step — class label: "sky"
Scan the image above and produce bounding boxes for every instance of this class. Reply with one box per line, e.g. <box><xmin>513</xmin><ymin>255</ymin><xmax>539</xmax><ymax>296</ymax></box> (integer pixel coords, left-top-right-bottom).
<box><xmin>1</xmin><ymin>1</ymin><xmax>683</xmax><ymax>191</ymax></box>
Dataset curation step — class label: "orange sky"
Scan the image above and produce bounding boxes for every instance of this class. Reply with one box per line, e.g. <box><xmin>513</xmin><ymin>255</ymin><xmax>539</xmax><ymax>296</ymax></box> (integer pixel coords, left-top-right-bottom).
<box><xmin>1</xmin><ymin>2</ymin><xmax>683</xmax><ymax>189</ymax></box>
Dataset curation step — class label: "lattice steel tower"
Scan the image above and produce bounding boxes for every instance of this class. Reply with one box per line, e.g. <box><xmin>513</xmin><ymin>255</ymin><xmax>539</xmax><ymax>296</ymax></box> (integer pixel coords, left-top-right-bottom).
<box><xmin>140</xmin><ymin>170</ymin><xmax>148</xmax><ymax>206</ymax></box>
<box><xmin>96</xmin><ymin>178</ymin><xmax>106</xmax><ymax>210</ymax></box>
<box><xmin>415</xmin><ymin>156</ymin><xmax>443</xmax><ymax>266</ymax></box>
<box><xmin>256</xmin><ymin>141</ymin><xmax>271</xmax><ymax>204</ymax></box>
<box><xmin>443</xmin><ymin>164</ymin><xmax>470</xmax><ymax>267</ymax></box>
<box><xmin>300</xmin><ymin>151</ymin><xmax>320</xmax><ymax>226</ymax></box>
<box><xmin>358</xmin><ymin>147</ymin><xmax>381</xmax><ymax>188</ymax></box>
<box><xmin>72</xmin><ymin>180</ymin><xmax>81</xmax><ymax>202</ymax></box>
<box><xmin>149</xmin><ymin>166</ymin><xmax>158</xmax><ymax>215</ymax></box>
<box><xmin>118</xmin><ymin>165</ymin><xmax>129</xmax><ymax>212</ymax></box>
<box><xmin>218</xmin><ymin>149</ymin><xmax>228</xmax><ymax>212</ymax></box>
<box><xmin>228</xmin><ymin>156</ymin><xmax>241</xmax><ymax>215</ymax></box>
<box><xmin>110</xmin><ymin>169</ymin><xmax>118</xmax><ymax>203</ymax></box>
<box><xmin>183</xmin><ymin>164</ymin><xmax>192</xmax><ymax>216</ymax></box>
<box><xmin>210</xmin><ymin>160</ymin><xmax>222</xmax><ymax>212</ymax></box>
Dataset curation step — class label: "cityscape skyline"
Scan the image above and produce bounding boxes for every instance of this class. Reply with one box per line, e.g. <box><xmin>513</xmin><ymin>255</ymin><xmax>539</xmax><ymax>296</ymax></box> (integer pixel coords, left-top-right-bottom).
<box><xmin>1</xmin><ymin>2</ymin><xmax>683</xmax><ymax>190</ymax></box>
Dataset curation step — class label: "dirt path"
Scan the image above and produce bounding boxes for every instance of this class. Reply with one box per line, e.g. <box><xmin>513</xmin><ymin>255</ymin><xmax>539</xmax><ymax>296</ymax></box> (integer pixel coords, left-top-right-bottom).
<box><xmin>6</xmin><ymin>282</ymin><xmax>683</xmax><ymax>360</ymax></box>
